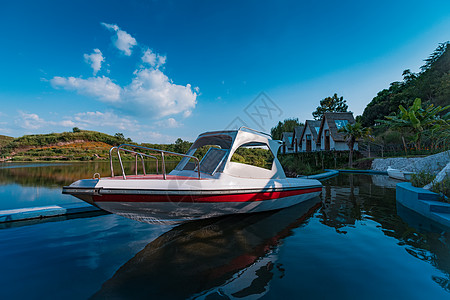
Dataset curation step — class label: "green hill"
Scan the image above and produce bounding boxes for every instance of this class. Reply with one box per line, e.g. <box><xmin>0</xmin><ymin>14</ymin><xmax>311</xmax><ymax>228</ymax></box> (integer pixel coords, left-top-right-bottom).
<box><xmin>361</xmin><ymin>41</ymin><xmax>450</xmax><ymax>127</ymax></box>
<box><xmin>0</xmin><ymin>130</ymin><xmax>133</xmax><ymax>161</ymax></box>
<box><xmin>0</xmin><ymin>135</ymin><xmax>14</xmax><ymax>148</ymax></box>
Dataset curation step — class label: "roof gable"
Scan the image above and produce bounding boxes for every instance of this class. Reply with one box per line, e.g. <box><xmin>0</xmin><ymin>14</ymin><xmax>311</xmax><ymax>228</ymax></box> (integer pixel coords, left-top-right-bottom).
<box><xmin>300</xmin><ymin>120</ymin><xmax>321</xmax><ymax>142</ymax></box>
<box><xmin>292</xmin><ymin>125</ymin><xmax>304</xmax><ymax>146</ymax></box>
<box><xmin>281</xmin><ymin>132</ymin><xmax>293</xmax><ymax>147</ymax></box>
<box><xmin>318</xmin><ymin>112</ymin><xmax>355</xmax><ymax>142</ymax></box>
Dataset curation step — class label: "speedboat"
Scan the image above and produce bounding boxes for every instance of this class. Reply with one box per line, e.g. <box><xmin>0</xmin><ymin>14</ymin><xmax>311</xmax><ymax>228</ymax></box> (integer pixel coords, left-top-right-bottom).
<box><xmin>387</xmin><ymin>166</ymin><xmax>414</xmax><ymax>181</ymax></box>
<box><xmin>63</xmin><ymin>127</ymin><xmax>322</xmax><ymax>224</ymax></box>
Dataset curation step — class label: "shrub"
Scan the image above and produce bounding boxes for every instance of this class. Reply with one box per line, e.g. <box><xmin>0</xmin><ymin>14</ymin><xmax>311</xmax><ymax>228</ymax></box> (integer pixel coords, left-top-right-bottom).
<box><xmin>431</xmin><ymin>176</ymin><xmax>450</xmax><ymax>202</ymax></box>
<box><xmin>411</xmin><ymin>170</ymin><xmax>449</xmax><ymax>202</ymax></box>
<box><xmin>279</xmin><ymin>153</ymin><xmax>323</xmax><ymax>176</ymax></box>
<box><xmin>410</xmin><ymin>170</ymin><xmax>435</xmax><ymax>188</ymax></box>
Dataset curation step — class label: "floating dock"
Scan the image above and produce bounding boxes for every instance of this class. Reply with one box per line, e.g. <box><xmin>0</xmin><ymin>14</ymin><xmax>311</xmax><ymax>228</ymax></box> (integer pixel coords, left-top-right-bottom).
<box><xmin>0</xmin><ymin>202</ymin><xmax>101</xmax><ymax>223</ymax></box>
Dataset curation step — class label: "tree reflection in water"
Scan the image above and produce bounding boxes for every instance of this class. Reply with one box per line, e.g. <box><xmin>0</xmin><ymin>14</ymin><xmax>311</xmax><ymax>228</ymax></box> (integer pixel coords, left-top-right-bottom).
<box><xmin>320</xmin><ymin>173</ymin><xmax>450</xmax><ymax>293</ymax></box>
<box><xmin>0</xmin><ymin>161</ymin><xmax>176</xmax><ymax>187</ymax></box>
<box><xmin>92</xmin><ymin>198</ymin><xmax>322</xmax><ymax>299</ymax></box>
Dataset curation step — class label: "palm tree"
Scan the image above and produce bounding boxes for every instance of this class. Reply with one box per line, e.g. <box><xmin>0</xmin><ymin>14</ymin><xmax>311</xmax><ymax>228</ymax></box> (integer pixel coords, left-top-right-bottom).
<box><xmin>431</xmin><ymin>118</ymin><xmax>450</xmax><ymax>150</ymax></box>
<box><xmin>381</xmin><ymin>98</ymin><xmax>449</xmax><ymax>150</ymax></box>
<box><xmin>339</xmin><ymin>122</ymin><xmax>372</xmax><ymax>168</ymax></box>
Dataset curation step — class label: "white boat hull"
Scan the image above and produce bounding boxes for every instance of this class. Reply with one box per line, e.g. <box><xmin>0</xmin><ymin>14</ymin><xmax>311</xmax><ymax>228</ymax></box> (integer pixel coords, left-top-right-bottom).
<box><xmin>387</xmin><ymin>167</ymin><xmax>414</xmax><ymax>181</ymax></box>
<box><xmin>95</xmin><ymin>190</ymin><xmax>321</xmax><ymax>224</ymax></box>
<box><xmin>63</xmin><ymin>175</ymin><xmax>322</xmax><ymax>224</ymax></box>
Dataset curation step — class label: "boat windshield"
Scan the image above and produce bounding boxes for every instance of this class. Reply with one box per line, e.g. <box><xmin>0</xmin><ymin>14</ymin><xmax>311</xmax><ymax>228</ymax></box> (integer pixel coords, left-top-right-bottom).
<box><xmin>174</xmin><ymin>135</ymin><xmax>233</xmax><ymax>172</ymax></box>
<box><xmin>196</xmin><ymin>148</ymin><xmax>228</xmax><ymax>175</ymax></box>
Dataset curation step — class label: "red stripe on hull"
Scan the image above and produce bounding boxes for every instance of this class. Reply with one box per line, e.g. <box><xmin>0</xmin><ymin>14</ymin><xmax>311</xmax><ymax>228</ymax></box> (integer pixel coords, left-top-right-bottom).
<box><xmin>93</xmin><ymin>187</ymin><xmax>322</xmax><ymax>203</ymax></box>
<box><xmin>107</xmin><ymin>174</ymin><xmax>203</xmax><ymax>180</ymax></box>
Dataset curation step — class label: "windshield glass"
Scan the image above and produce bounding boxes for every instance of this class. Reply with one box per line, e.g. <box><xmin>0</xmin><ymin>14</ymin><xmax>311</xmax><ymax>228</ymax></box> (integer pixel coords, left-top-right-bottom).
<box><xmin>174</xmin><ymin>135</ymin><xmax>232</xmax><ymax>172</ymax></box>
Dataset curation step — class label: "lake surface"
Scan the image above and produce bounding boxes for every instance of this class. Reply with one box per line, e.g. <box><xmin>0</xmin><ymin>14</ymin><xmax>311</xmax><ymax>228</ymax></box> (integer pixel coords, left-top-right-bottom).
<box><xmin>0</xmin><ymin>163</ymin><xmax>449</xmax><ymax>299</ymax></box>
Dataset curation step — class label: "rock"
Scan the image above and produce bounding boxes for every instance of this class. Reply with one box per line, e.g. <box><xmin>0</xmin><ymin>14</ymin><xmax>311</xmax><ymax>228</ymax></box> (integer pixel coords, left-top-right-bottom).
<box><xmin>371</xmin><ymin>150</ymin><xmax>450</xmax><ymax>175</ymax></box>
<box><xmin>424</xmin><ymin>161</ymin><xmax>450</xmax><ymax>190</ymax></box>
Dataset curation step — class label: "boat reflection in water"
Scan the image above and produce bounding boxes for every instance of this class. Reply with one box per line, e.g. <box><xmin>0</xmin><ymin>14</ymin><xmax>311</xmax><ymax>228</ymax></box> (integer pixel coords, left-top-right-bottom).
<box><xmin>92</xmin><ymin>197</ymin><xmax>322</xmax><ymax>299</ymax></box>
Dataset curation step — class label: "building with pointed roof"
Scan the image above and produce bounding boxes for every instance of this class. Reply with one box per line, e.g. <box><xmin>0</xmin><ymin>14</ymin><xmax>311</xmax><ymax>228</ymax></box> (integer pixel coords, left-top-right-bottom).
<box><xmin>300</xmin><ymin>120</ymin><xmax>321</xmax><ymax>152</ymax></box>
<box><xmin>281</xmin><ymin>132</ymin><xmax>294</xmax><ymax>154</ymax></box>
<box><xmin>291</xmin><ymin>125</ymin><xmax>304</xmax><ymax>153</ymax></box>
<box><xmin>318</xmin><ymin>112</ymin><xmax>358</xmax><ymax>151</ymax></box>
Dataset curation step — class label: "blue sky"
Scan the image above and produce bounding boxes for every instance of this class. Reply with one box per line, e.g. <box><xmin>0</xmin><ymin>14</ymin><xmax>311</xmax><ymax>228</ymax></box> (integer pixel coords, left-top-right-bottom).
<box><xmin>1</xmin><ymin>0</ymin><xmax>449</xmax><ymax>143</ymax></box>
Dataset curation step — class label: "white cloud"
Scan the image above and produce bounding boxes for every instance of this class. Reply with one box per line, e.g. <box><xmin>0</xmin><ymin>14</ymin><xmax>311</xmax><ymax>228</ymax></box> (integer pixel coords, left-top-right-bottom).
<box><xmin>157</xmin><ymin>55</ymin><xmax>166</xmax><ymax>67</ymax></box>
<box><xmin>183</xmin><ymin>110</ymin><xmax>192</xmax><ymax>118</ymax></box>
<box><xmin>50</xmin><ymin>23</ymin><xmax>197</xmax><ymax>119</ymax></box>
<box><xmin>13</xmin><ymin>110</ymin><xmax>142</xmax><ymax>139</ymax></box>
<box><xmin>17</xmin><ymin>111</ymin><xmax>47</xmax><ymax>130</ymax></box>
<box><xmin>50</xmin><ymin>76</ymin><xmax>121</xmax><ymax>102</ymax></box>
<box><xmin>122</xmin><ymin>68</ymin><xmax>197</xmax><ymax>117</ymax></box>
<box><xmin>101</xmin><ymin>23</ymin><xmax>119</xmax><ymax>31</ymax></box>
<box><xmin>167</xmin><ymin>118</ymin><xmax>181</xmax><ymax>128</ymax></box>
<box><xmin>0</xmin><ymin>127</ymin><xmax>12</xmax><ymax>134</ymax></box>
<box><xmin>142</xmin><ymin>49</ymin><xmax>156</xmax><ymax>66</ymax></box>
<box><xmin>130</xmin><ymin>129</ymin><xmax>175</xmax><ymax>144</ymax></box>
<box><xmin>141</xmin><ymin>49</ymin><xmax>167</xmax><ymax>69</ymax></box>
<box><xmin>73</xmin><ymin>111</ymin><xmax>138</xmax><ymax>131</ymax></box>
<box><xmin>50</xmin><ymin>71</ymin><xmax>197</xmax><ymax>118</ymax></box>
<box><xmin>84</xmin><ymin>49</ymin><xmax>104</xmax><ymax>75</ymax></box>
<box><xmin>156</xmin><ymin>117</ymin><xmax>182</xmax><ymax>128</ymax></box>
<box><xmin>60</xmin><ymin>120</ymin><xmax>76</xmax><ymax>127</ymax></box>
<box><xmin>16</xmin><ymin>112</ymin><xmax>78</xmax><ymax>130</ymax></box>
<box><xmin>101</xmin><ymin>22</ymin><xmax>137</xmax><ymax>56</ymax></box>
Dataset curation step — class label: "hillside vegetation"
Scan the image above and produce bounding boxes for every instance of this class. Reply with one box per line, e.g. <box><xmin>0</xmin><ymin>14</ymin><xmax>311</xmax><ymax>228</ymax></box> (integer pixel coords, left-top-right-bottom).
<box><xmin>0</xmin><ymin>130</ymin><xmax>133</xmax><ymax>161</ymax></box>
<box><xmin>361</xmin><ymin>42</ymin><xmax>450</xmax><ymax>127</ymax></box>
<box><xmin>0</xmin><ymin>135</ymin><xmax>14</xmax><ymax>148</ymax></box>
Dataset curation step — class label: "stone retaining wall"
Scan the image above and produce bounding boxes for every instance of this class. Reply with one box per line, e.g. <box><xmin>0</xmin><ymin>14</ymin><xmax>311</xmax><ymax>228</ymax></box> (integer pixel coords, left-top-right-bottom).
<box><xmin>372</xmin><ymin>150</ymin><xmax>450</xmax><ymax>174</ymax></box>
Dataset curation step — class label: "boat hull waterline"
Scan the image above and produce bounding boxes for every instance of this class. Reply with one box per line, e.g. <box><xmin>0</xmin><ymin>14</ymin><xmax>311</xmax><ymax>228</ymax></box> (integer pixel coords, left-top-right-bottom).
<box><xmin>64</xmin><ymin>182</ymin><xmax>322</xmax><ymax>224</ymax></box>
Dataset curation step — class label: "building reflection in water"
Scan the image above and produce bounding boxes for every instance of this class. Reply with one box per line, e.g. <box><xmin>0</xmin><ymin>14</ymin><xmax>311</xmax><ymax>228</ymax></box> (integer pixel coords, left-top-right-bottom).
<box><xmin>320</xmin><ymin>173</ymin><xmax>450</xmax><ymax>293</ymax></box>
<box><xmin>92</xmin><ymin>198</ymin><xmax>322</xmax><ymax>299</ymax></box>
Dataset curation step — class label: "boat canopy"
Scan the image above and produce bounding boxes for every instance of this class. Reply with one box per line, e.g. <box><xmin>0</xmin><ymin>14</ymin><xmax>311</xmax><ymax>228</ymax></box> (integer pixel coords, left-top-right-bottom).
<box><xmin>173</xmin><ymin>127</ymin><xmax>286</xmax><ymax>179</ymax></box>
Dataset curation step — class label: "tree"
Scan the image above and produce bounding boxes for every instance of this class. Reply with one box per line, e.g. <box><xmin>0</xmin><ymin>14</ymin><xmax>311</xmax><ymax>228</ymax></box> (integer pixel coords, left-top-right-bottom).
<box><xmin>402</xmin><ymin>69</ymin><xmax>417</xmax><ymax>83</ymax></box>
<box><xmin>114</xmin><ymin>133</ymin><xmax>131</xmax><ymax>145</ymax></box>
<box><xmin>339</xmin><ymin>122</ymin><xmax>372</xmax><ymax>168</ymax></box>
<box><xmin>432</xmin><ymin>118</ymin><xmax>450</xmax><ymax>150</ymax></box>
<box><xmin>270</xmin><ymin>118</ymin><xmax>303</xmax><ymax>140</ymax></box>
<box><xmin>312</xmin><ymin>93</ymin><xmax>348</xmax><ymax>120</ymax></box>
<box><xmin>421</xmin><ymin>41</ymin><xmax>449</xmax><ymax>71</ymax></box>
<box><xmin>380</xmin><ymin>98</ymin><xmax>450</xmax><ymax>150</ymax></box>
<box><xmin>114</xmin><ymin>133</ymin><xmax>125</xmax><ymax>140</ymax></box>
<box><xmin>72</xmin><ymin>127</ymin><xmax>81</xmax><ymax>133</ymax></box>
<box><xmin>174</xmin><ymin>138</ymin><xmax>192</xmax><ymax>154</ymax></box>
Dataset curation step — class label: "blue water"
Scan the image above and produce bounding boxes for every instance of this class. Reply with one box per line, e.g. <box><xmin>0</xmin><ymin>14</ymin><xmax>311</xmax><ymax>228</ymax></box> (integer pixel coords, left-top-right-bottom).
<box><xmin>0</xmin><ymin>184</ymin><xmax>77</xmax><ymax>210</ymax></box>
<box><xmin>0</xmin><ymin>164</ymin><xmax>449</xmax><ymax>299</ymax></box>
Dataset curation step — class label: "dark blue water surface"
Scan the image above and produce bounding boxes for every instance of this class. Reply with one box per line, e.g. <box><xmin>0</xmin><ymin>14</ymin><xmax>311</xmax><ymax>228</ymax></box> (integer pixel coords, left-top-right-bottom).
<box><xmin>0</xmin><ymin>163</ymin><xmax>449</xmax><ymax>299</ymax></box>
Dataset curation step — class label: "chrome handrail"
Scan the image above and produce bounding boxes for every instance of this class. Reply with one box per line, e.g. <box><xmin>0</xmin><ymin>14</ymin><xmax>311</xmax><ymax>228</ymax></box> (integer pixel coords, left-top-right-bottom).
<box><xmin>109</xmin><ymin>146</ymin><xmax>159</xmax><ymax>178</ymax></box>
<box><xmin>109</xmin><ymin>144</ymin><xmax>201</xmax><ymax>180</ymax></box>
